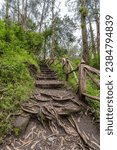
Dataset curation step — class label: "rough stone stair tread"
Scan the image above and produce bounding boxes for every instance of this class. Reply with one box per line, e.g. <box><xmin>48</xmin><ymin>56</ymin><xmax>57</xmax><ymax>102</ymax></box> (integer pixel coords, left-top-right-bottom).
<box><xmin>39</xmin><ymin>73</ymin><xmax>57</xmax><ymax>77</ymax></box>
<box><xmin>31</xmin><ymin>94</ymin><xmax>52</xmax><ymax>102</ymax></box>
<box><xmin>35</xmin><ymin>89</ymin><xmax>71</xmax><ymax>97</ymax></box>
<box><xmin>36</xmin><ymin>80</ymin><xmax>64</xmax><ymax>89</ymax></box>
<box><xmin>36</xmin><ymin>80</ymin><xmax>63</xmax><ymax>84</ymax></box>
<box><xmin>37</xmin><ymin>76</ymin><xmax>57</xmax><ymax>80</ymax></box>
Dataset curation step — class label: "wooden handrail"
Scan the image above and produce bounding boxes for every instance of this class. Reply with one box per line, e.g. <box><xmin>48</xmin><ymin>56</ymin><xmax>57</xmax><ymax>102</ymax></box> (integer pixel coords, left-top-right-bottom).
<box><xmin>84</xmin><ymin>65</ymin><xmax>100</xmax><ymax>76</ymax></box>
<box><xmin>78</xmin><ymin>59</ymin><xmax>100</xmax><ymax>101</ymax></box>
<box><xmin>85</xmin><ymin>69</ymin><xmax>100</xmax><ymax>88</ymax></box>
<box><xmin>83</xmin><ymin>92</ymin><xmax>100</xmax><ymax>101</ymax></box>
<box><xmin>47</xmin><ymin>58</ymin><xmax>100</xmax><ymax>102</ymax></box>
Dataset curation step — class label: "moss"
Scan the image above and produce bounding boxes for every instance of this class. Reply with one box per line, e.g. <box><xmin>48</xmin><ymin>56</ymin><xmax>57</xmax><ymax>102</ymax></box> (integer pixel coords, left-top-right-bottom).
<box><xmin>13</xmin><ymin>128</ymin><xmax>20</xmax><ymax>136</ymax></box>
<box><xmin>79</xmin><ymin>7</ymin><xmax>87</xmax><ymax>17</ymax></box>
<box><xmin>81</xmin><ymin>23</ymin><xmax>85</xmax><ymax>29</ymax></box>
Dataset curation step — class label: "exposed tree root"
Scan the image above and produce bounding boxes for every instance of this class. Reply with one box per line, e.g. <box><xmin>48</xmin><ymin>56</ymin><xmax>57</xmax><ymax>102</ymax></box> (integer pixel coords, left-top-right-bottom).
<box><xmin>70</xmin><ymin>115</ymin><xmax>99</xmax><ymax>150</ymax></box>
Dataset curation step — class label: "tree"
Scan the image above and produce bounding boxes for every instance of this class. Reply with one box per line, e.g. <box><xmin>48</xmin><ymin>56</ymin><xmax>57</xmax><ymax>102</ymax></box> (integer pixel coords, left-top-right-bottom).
<box><xmin>88</xmin><ymin>0</ymin><xmax>100</xmax><ymax>52</ymax></box>
<box><xmin>88</xmin><ymin>15</ymin><xmax>96</xmax><ymax>55</ymax></box>
<box><xmin>79</xmin><ymin>0</ymin><xmax>89</xmax><ymax>63</ymax></box>
<box><xmin>94</xmin><ymin>0</ymin><xmax>100</xmax><ymax>52</ymax></box>
<box><xmin>5</xmin><ymin>0</ymin><xmax>10</xmax><ymax>22</ymax></box>
<box><xmin>51</xmin><ymin>0</ymin><xmax>56</xmax><ymax>58</ymax></box>
<box><xmin>66</xmin><ymin>0</ymin><xmax>89</xmax><ymax>63</ymax></box>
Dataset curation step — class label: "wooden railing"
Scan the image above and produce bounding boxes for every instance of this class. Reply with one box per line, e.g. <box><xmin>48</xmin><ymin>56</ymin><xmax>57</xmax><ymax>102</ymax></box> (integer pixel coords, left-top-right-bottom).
<box><xmin>45</xmin><ymin>58</ymin><xmax>100</xmax><ymax>101</ymax></box>
<box><xmin>79</xmin><ymin>59</ymin><xmax>100</xmax><ymax>101</ymax></box>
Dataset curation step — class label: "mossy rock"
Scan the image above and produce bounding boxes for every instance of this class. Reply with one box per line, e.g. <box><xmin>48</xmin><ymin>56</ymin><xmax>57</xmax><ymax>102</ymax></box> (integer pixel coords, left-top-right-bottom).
<box><xmin>13</xmin><ymin>114</ymin><xmax>30</xmax><ymax>133</ymax></box>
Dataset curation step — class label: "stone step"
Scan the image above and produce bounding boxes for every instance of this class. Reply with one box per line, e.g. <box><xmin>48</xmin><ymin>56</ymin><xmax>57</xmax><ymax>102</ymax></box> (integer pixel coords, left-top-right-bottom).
<box><xmin>37</xmin><ymin>76</ymin><xmax>57</xmax><ymax>80</ymax></box>
<box><xmin>31</xmin><ymin>94</ymin><xmax>52</xmax><ymax>102</ymax></box>
<box><xmin>36</xmin><ymin>80</ymin><xmax>64</xmax><ymax>89</ymax></box>
<box><xmin>41</xmin><ymin>70</ymin><xmax>55</xmax><ymax>74</ymax></box>
<box><xmin>39</xmin><ymin>73</ymin><xmax>57</xmax><ymax>77</ymax></box>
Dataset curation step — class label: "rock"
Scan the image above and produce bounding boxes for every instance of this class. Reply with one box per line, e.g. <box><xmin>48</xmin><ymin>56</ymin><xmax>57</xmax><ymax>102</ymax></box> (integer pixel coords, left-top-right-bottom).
<box><xmin>13</xmin><ymin>114</ymin><xmax>30</xmax><ymax>132</ymax></box>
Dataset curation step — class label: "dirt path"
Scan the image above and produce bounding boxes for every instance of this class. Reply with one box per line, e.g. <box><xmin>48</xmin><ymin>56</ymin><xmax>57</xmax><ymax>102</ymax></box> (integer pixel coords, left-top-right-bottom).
<box><xmin>0</xmin><ymin>64</ymin><xmax>100</xmax><ymax>150</ymax></box>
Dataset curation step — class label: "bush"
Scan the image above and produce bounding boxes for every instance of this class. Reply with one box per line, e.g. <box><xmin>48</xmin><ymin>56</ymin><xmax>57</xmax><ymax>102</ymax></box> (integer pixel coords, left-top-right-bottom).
<box><xmin>0</xmin><ymin>20</ymin><xmax>41</xmax><ymax>139</ymax></box>
<box><xmin>89</xmin><ymin>52</ymin><xmax>100</xmax><ymax>69</ymax></box>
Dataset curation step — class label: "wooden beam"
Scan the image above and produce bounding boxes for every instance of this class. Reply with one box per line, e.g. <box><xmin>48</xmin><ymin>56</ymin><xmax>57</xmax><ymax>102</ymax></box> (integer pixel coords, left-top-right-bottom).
<box><xmin>84</xmin><ymin>65</ymin><xmax>100</xmax><ymax>76</ymax></box>
<box><xmin>85</xmin><ymin>69</ymin><xmax>100</xmax><ymax>88</ymax></box>
<box><xmin>83</xmin><ymin>92</ymin><xmax>100</xmax><ymax>101</ymax></box>
<box><xmin>79</xmin><ymin>60</ymin><xmax>86</xmax><ymax>99</ymax></box>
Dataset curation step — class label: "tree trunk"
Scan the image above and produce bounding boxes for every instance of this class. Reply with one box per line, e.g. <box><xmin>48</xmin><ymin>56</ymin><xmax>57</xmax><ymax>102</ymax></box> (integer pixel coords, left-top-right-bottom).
<box><xmin>39</xmin><ymin>0</ymin><xmax>46</xmax><ymax>32</ymax></box>
<box><xmin>24</xmin><ymin>0</ymin><xmax>28</xmax><ymax>30</ymax></box>
<box><xmin>96</xmin><ymin>17</ymin><xmax>100</xmax><ymax>52</ymax></box>
<box><xmin>5</xmin><ymin>0</ymin><xmax>9</xmax><ymax>20</ymax></box>
<box><xmin>80</xmin><ymin>0</ymin><xmax>89</xmax><ymax>64</ymax></box>
<box><xmin>12</xmin><ymin>0</ymin><xmax>17</xmax><ymax>22</ymax></box>
<box><xmin>94</xmin><ymin>0</ymin><xmax>100</xmax><ymax>52</ymax></box>
<box><xmin>51</xmin><ymin>0</ymin><xmax>55</xmax><ymax>58</ymax></box>
<box><xmin>17</xmin><ymin>0</ymin><xmax>20</xmax><ymax>22</ymax></box>
<box><xmin>21</xmin><ymin>0</ymin><xmax>25</xmax><ymax>28</ymax></box>
<box><xmin>88</xmin><ymin>15</ymin><xmax>96</xmax><ymax>55</ymax></box>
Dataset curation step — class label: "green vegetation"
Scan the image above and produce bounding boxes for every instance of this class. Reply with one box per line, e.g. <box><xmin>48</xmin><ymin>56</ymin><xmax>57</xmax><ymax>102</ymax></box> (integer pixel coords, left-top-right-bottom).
<box><xmin>89</xmin><ymin>52</ymin><xmax>100</xmax><ymax>69</ymax></box>
<box><xmin>86</xmin><ymin>77</ymin><xmax>100</xmax><ymax>119</ymax></box>
<box><xmin>51</xmin><ymin>59</ymin><xmax>79</xmax><ymax>90</ymax></box>
<box><xmin>0</xmin><ymin>20</ymin><xmax>43</xmax><ymax>139</ymax></box>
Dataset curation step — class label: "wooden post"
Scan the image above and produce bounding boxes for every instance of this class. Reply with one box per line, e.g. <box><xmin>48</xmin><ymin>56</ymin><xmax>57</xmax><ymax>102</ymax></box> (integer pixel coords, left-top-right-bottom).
<box><xmin>65</xmin><ymin>58</ymin><xmax>70</xmax><ymax>81</ymax></box>
<box><xmin>78</xmin><ymin>59</ymin><xmax>86</xmax><ymax>100</ymax></box>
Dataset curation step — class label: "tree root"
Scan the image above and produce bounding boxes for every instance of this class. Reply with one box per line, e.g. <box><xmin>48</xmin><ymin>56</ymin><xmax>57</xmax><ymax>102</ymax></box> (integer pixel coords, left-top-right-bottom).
<box><xmin>70</xmin><ymin>115</ymin><xmax>97</xmax><ymax>150</ymax></box>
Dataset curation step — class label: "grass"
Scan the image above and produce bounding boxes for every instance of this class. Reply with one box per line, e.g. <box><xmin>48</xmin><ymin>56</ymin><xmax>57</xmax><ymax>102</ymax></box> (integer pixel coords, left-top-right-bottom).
<box><xmin>86</xmin><ymin>76</ymin><xmax>100</xmax><ymax>119</ymax></box>
<box><xmin>0</xmin><ymin>43</ymin><xmax>39</xmax><ymax>140</ymax></box>
<box><xmin>0</xmin><ymin>20</ymin><xmax>43</xmax><ymax>140</ymax></box>
<box><xmin>51</xmin><ymin>58</ymin><xmax>80</xmax><ymax>91</ymax></box>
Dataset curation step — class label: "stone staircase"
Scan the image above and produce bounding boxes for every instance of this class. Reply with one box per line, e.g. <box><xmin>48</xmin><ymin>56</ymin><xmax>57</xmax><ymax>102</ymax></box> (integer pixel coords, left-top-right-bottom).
<box><xmin>0</xmin><ymin>64</ymin><xmax>100</xmax><ymax>150</ymax></box>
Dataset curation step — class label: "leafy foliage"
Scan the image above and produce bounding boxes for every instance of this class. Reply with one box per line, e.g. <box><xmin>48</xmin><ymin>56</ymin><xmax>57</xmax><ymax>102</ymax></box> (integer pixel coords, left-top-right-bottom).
<box><xmin>89</xmin><ymin>52</ymin><xmax>100</xmax><ymax>69</ymax></box>
<box><xmin>0</xmin><ymin>20</ymin><xmax>43</xmax><ymax>139</ymax></box>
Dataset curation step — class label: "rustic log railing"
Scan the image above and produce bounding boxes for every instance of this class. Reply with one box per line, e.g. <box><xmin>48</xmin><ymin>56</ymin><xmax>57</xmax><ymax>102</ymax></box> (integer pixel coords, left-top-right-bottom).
<box><xmin>45</xmin><ymin>58</ymin><xmax>100</xmax><ymax>101</ymax></box>
<box><xmin>79</xmin><ymin>59</ymin><xmax>100</xmax><ymax>101</ymax></box>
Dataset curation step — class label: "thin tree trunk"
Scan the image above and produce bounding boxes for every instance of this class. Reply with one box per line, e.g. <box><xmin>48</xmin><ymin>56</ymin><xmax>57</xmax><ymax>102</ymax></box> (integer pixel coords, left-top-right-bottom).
<box><xmin>5</xmin><ymin>0</ymin><xmax>9</xmax><ymax>20</ymax></box>
<box><xmin>17</xmin><ymin>0</ymin><xmax>20</xmax><ymax>22</ymax></box>
<box><xmin>51</xmin><ymin>0</ymin><xmax>55</xmax><ymax>58</ymax></box>
<box><xmin>80</xmin><ymin>0</ymin><xmax>89</xmax><ymax>64</ymax></box>
<box><xmin>24</xmin><ymin>0</ymin><xmax>28</xmax><ymax>30</ymax></box>
<box><xmin>96</xmin><ymin>17</ymin><xmax>100</xmax><ymax>52</ymax></box>
<box><xmin>94</xmin><ymin>0</ymin><xmax>100</xmax><ymax>52</ymax></box>
<box><xmin>88</xmin><ymin>15</ymin><xmax>96</xmax><ymax>55</ymax></box>
<box><xmin>13</xmin><ymin>0</ymin><xmax>17</xmax><ymax>22</ymax></box>
<box><xmin>21</xmin><ymin>0</ymin><xmax>25</xmax><ymax>28</ymax></box>
<box><xmin>39</xmin><ymin>0</ymin><xmax>46</xmax><ymax>32</ymax></box>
